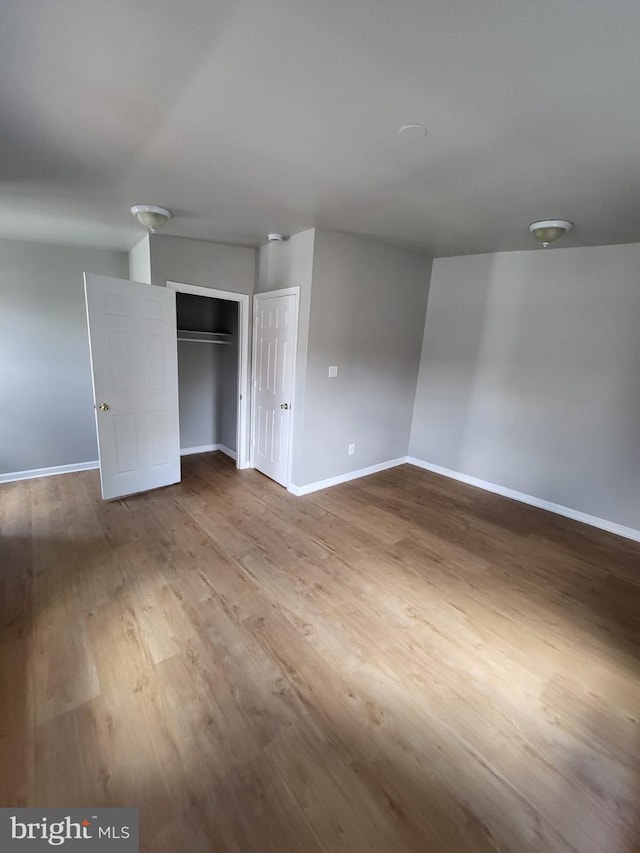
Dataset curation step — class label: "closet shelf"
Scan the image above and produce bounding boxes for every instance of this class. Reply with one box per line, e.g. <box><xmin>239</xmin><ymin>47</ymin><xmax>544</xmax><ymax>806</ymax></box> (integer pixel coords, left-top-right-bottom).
<box><xmin>177</xmin><ymin>329</ymin><xmax>231</xmax><ymax>345</ymax></box>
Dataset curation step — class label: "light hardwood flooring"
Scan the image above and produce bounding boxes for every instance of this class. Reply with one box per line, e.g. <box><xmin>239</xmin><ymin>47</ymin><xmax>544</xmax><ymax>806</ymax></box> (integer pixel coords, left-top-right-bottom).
<box><xmin>2</xmin><ymin>452</ymin><xmax>640</xmax><ymax>852</ymax></box>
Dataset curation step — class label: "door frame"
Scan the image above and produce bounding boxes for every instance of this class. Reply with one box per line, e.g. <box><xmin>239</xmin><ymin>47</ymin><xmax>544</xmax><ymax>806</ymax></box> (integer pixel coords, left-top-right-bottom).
<box><xmin>250</xmin><ymin>287</ymin><xmax>300</xmax><ymax>488</ymax></box>
<box><xmin>167</xmin><ymin>281</ymin><xmax>251</xmax><ymax>470</ymax></box>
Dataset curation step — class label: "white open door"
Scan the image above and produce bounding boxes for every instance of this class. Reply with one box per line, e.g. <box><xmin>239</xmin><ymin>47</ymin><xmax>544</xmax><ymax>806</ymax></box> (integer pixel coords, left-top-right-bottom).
<box><xmin>251</xmin><ymin>289</ymin><xmax>298</xmax><ymax>487</ymax></box>
<box><xmin>84</xmin><ymin>273</ymin><xmax>181</xmax><ymax>500</ymax></box>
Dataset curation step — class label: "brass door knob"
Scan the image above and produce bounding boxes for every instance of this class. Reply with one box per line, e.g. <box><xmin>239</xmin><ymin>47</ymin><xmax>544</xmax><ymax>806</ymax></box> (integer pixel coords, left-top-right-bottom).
<box><xmin>280</xmin><ymin>403</ymin><xmax>289</xmax><ymax>410</ymax></box>
<box><xmin>98</xmin><ymin>402</ymin><xmax>110</xmax><ymax>412</ymax></box>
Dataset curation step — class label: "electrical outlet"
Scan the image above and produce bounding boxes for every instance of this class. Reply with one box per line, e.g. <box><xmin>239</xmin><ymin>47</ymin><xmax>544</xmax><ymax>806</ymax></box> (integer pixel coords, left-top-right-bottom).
<box><xmin>328</xmin><ymin>365</ymin><xmax>338</xmax><ymax>378</ymax></box>
<box><xmin>348</xmin><ymin>443</ymin><xmax>355</xmax><ymax>455</ymax></box>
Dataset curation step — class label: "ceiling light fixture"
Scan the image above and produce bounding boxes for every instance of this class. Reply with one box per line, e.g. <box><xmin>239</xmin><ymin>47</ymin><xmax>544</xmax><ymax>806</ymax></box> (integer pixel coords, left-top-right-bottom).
<box><xmin>529</xmin><ymin>219</ymin><xmax>573</xmax><ymax>248</ymax></box>
<box><xmin>130</xmin><ymin>204</ymin><xmax>172</xmax><ymax>233</ymax></box>
<box><xmin>267</xmin><ymin>233</ymin><xmax>285</xmax><ymax>242</ymax></box>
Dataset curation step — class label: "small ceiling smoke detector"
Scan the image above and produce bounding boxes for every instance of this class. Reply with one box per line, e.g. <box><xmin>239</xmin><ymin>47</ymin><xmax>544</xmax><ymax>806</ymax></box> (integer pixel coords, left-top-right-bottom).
<box><xmin>398</xmin><ymin>124</ymin><xmax>427</xmax><ymax>140</ymax></box>
<box><xmin>130</xmin><ymin>204</ymin><xmax>172</xmax><ymax>233</ymax></box>
<box><xmin>267</xmin><ymin>233</ymin><xmax>285</xmax><ymax>242</ymax></box>
<box><xmin>529</xmin><ymin>219</ymin><xmax>573</xmax><ymax>248</ymax></box>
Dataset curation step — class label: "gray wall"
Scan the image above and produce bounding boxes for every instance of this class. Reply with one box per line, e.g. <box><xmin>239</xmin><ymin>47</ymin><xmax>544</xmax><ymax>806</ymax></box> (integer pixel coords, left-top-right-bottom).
<box><xmin>177</xmin><ymin>342</ymin><xmax>221</xmax><ymax>450</ymax></box>
<box><xmin>149</xmin><ymin>234</ymin><xmax>256</xmax><ymax>294</ymax></box>
<box><xmin>297</xmin><ymin>229</ymin><xmax>432</xmax><ymax>486</ymax></box>
<box><xmin>409</xmin><ymin>244</ymin><xmax>640</xmax><ymax>530</ymax></box>
<box><xmin>257</xmin><ymin>229</ymin><xmax>316</xmax><ymax>482</ymax></box>
<box><xmin>0</xmin><ymin>238</ymin><xmax>128</xmax><ymax>474</ymax></box>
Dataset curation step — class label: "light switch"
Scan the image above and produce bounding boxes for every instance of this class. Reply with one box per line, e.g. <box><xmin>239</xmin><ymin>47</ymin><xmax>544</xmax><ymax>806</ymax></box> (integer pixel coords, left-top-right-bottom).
<box><xmin>328</xmin><ymin>366</ymin><xmax>338</xmax><ymax>378</ymax></box>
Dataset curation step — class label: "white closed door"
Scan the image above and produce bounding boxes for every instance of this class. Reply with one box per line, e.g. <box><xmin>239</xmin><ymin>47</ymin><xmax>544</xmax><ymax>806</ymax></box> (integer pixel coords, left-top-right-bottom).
<box><xmin>84</xmin><ymin>273</ymin><xmax>181</xmax><ymax>500</ymax></box>
<box><xmin>252</xmin><ymin>291</ymin><xmax>298</xmax><ymax>487</ymax></box>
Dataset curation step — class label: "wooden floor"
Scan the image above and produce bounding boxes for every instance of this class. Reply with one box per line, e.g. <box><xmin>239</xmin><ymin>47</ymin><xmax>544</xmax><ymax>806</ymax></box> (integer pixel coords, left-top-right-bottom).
<box><xmin>2</xmin><ymin>453</ymin><xmax>640</xmax><ymax>852</ymax></box>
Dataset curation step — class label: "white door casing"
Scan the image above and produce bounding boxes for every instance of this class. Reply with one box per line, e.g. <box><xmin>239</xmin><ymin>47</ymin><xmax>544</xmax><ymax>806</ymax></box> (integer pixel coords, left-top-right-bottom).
<box><xmin>251</xmin><ymin>289</ymin><xmax>299</xmax><ymax>487</ymax></box>
<box><xmin>84</xmin><ymin>273</ymin><xmax>181</xmax><ymax>500</ymax></box>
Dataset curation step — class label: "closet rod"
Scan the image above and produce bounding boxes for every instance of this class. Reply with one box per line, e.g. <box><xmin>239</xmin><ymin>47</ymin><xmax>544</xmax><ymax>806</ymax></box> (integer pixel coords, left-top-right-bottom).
<box><xmin>177</xmin><ymin>337</ymin><xmax>231</xmax><ymax>345</ymax></box>
<box><xmin>177</xmin><ymin>329</ymin><xmax>232</xmax><ymax>345</ymax></box>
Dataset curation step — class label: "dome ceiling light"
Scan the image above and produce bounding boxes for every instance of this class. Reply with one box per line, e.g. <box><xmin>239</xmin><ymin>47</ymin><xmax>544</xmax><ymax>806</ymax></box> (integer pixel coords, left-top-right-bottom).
<box><xmin>529</xmin><ymin>219</ymin><xmax>573</xmax><ymax>248</ymax></box>
<box><xmin>130</xmin><ymin>204</ymin><xmax>172</xmax><ymax>233</ymax></box>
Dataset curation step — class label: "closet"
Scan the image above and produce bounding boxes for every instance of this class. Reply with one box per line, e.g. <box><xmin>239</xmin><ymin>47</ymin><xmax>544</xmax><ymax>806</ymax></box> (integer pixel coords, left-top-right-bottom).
<box><xmin>176</xmin><ymin>292</ymin><xmax>239</xmax><ymax>459</ymax></box>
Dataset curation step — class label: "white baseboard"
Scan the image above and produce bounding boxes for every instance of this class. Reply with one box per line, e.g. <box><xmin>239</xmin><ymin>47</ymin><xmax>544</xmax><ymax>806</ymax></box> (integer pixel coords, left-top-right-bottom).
<box><xmin>181</xmin><ymin>444</ymin><xmax>218</xmax><ymax>456</ymax></box>
<box><xmin>0</xmin><ymin>445</ymin><xmax>241</xmax><ymax>485</ymax></box>
<box><xmin>407</xmin><ymin>457</ymin><xmax>640</xmax><ymax>544</ymax></box>
<box><xmin>288</xmin><ymin>457</ymin><xmax>407</xmax><ymax>497</ymax></box>
<box><xmin>181</xmin><ymin>444</ymin><xmax>237</xmax><ymax>460</ymax></box>
<box><xmin>0</xmin><ymin>460</ymin><xmax>99</xmax><ymax>485</ymax></box>
<box><xmin>218</xmin><ymin>445</ymin><xmax>237</xmax><ymax>461</ymax></box>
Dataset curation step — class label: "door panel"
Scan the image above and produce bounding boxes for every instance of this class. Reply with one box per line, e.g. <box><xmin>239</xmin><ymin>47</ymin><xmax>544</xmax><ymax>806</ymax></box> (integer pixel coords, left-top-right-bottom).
<box><xmin>252</xmin><ymin>292</ymin><xmax>297</xmax><ymax>487</ymax></box>
<box><xmin>84</xmin><ymin>273</ymin><xmax>181</xmax><ymax>500</ymax></box>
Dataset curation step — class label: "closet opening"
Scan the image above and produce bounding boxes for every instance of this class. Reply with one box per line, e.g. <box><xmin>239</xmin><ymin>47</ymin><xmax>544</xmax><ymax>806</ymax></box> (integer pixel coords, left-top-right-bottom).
<box><xmin>167</xmin><ymin>281</ymin><xmax>250</xmax><ymax>471</ymax></box>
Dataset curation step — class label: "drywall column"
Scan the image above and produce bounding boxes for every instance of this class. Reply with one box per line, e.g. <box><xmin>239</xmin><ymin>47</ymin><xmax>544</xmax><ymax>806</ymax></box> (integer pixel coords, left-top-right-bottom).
<box><xmin>296</xmin><ymin>229</ymin><xmax>431</xmax><ymax>486</ymax></box>
<box><xmin>128</xmin><ymin>235</ymin><xmax>151</xmax><ymax>284</ymax></box>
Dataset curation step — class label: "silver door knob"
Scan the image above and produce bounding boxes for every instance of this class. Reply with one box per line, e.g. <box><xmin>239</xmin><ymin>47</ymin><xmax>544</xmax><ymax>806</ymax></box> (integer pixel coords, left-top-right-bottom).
<box><xmin>98</xmin><ymin>402</ymin><xmax>110</xmax><ymax>412</ymax></box>
<box><xmin>280</xmin><ymin>403</ymin><xmax>289</xmax><ymax>410</ymax></box>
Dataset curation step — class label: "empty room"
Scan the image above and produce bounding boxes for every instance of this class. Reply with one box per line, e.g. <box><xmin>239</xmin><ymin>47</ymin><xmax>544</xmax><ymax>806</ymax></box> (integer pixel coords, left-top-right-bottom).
<box><xmin>1</xmin><ymin>1</ymin><xmax>640</xmax><ymax>851</ymax></box>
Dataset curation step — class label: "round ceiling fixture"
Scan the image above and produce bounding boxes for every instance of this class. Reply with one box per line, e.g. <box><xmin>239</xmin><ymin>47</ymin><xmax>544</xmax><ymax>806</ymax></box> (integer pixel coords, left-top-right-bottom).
<box><xmin>130</xmin><ymin>204</ymin><xmax>172</xmax><ymax>233</ymax></box>
<box><xmin>529</xmin><ymin>219</ymin><xmax>573</xmax><ymax>248</ymax></box>
<box><xmin>398</xmin><ymin>124</ymin><xmax>427</xmax><ymax>140</ymax></box>
<box><xmin>267</xmin><ymin>233</ymin><xmax>285</xmax><ymax>242</ymax></box>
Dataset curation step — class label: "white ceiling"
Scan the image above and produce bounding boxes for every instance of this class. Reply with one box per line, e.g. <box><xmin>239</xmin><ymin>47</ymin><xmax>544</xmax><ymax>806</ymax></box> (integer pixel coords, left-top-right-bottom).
<box><xmin>2</xmin><ymin>0</ymin><xmax>640</xmax><ymax>256</ymax></box>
